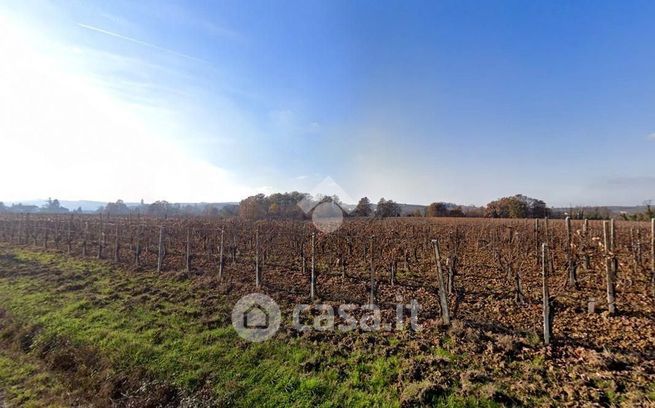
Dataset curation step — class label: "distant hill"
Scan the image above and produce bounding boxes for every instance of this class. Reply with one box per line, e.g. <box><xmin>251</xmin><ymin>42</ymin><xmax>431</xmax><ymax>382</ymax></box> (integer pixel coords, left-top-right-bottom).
<box><xmin>551</xmin><ymin>205</ymin><xmax>649</xmax><ymax>216</ymax></box>
<box><xmin>5</xmin><ymin>200</ymin><xmax>138</xmax><ymax>212</ymax></box>
<box><xmin>398</xmin><ymin>203</ymin><xmax>427</xmax><ymax>216</ymax></box>
<box><xmin>4</xmin><ymin>200</ymin><xmax>239</xmax><ymax>213</ymax></box>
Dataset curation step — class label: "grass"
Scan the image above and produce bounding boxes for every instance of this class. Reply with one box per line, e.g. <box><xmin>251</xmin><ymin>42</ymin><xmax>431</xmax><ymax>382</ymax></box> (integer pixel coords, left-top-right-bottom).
<box><xmin>0</xmin><ymin>246</ymin><xmax>509</xmax><ymax>406</ymax></box>
<box><xmin>434</xmin><ymin>346</ymin><xmax>457</xmax><ymax>361</ymax></box>
<box><xmin>0</xmin><ymin>350</ymin><xmax>69</xmax><ymax>407</ymax></box>
<box><xmin>0</xmin><ymin>246</ymin><xmax>490</xmax><ymax>406</ymax></box>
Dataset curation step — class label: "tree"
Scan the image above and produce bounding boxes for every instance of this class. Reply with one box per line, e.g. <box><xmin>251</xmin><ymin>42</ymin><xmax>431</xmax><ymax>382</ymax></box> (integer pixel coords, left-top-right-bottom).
<box><xmin>239</xmin><ymin>194</ymin><xmax>269</xmax><ymax>220</ymax></box>
<box><xmin>351</xmin><ymin>197</ymin><xmax>373</xmax><ymax>217</ymax></box>
<box><xmin>426</xmin><ymin>202</ymin><xmax>449</xmax><ymax>217</ymax></box>
<box><xmin>239</xmin><ymin>192</ymin><xmax>310</xmax><ymax>220</ymax></box>
<box><xmin>41</xmin><ymin>198</ymin><xmax>69</xmax><ymax>214</ymax></box>
<box><xmin>268</xmin><ymin>202</ymin><xmax>281</xmax><ymax>217</ymax></box>
<box><xmin>464</xmin><ymin>206</ymin><xmax>485</xmax><ymax>217</ymax></box>
<box><xmin>0</xmin><ymin>202</ymin><xmax>5</xmax><ymax>213</ymax></box>
<box><xmin>147</xmin><ymin>201</ymin><xmax>179</xmax><ymax>217</ymax></box>
<box><xmin>644</xmin><ymin>200</ymin><xmax>654</xmax><ymax>220</ymax></box>
<box><xmin>485</xmin><ymin>194</ymin><xmax>548</xmax><ymax>219</ymax></box>
<box><xmin>9</xmin><ymin>203</ymin><xmax>39</xmax><ymax>213</ymax></box>
<box><xmin>531</xmin><ymin>199</ymin><xmax>548</xmax><ymax>218</ymax></box>
<box><xmin>449</xmin><ymin>206</ymin><xmax>465</xmax><ymax>217</ymax></box>
<box><xmin>104</xmin><ymin>200</ymin><xmax>130</xmax><ymax>215</ymax></box>
<box><xmin>375</xmin><ymin>198</ymin><xmax>401</xmax><ymax>218</ymax></box>
<box><xmin>508</xmin><ymin>198</ymin><xmax>528</xmax><ymax>218</ymax></box>
<box><xmin>218</xmin><ymin>204</ymin><xmax>239</xmax><ymax>218</ymax></box>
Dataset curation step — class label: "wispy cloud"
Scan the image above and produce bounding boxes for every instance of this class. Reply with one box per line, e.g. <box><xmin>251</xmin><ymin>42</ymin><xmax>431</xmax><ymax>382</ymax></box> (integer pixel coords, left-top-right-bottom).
<box><xmin>150</xmin><ymin>3</ymin><xmax>243</xmax><ymax>42</ymax></box>
<box><xmin>647</xmin><ymin>133</ymin><xmax>655</xmax><ymax>141</ymax></box>
<box><xmin>78</xmin><ymin>23</ymin><xmax>211</xmax><ymax>65</ymax></box>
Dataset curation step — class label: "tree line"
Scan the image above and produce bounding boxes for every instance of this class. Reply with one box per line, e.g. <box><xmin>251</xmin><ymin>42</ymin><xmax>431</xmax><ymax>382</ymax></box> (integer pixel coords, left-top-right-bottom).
<box><xmin>4</xmin><ymin>194</ymin><xmax>653</xmax><ymax>221</ymax></box>
<box><xmin>237</xmin><ymin>193</ymin><xmax>550</xmax><ymax>220</ymax></box>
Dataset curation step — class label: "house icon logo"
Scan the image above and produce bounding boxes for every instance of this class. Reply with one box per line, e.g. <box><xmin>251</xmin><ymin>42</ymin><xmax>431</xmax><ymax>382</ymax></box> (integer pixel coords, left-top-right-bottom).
<box><xmin>243</xmin><ymin>303</ymin><xmax>269</xmax><ymax>329</ymax></box>
<box><xmin>231</xmin><ymin>293</ymin><xmax>281</xmax><ymax>342</ymax></box>
<box><xmin>297</xmin><ymin>176</ymin><xmax>354</xmax><ymax>234</ymax></box>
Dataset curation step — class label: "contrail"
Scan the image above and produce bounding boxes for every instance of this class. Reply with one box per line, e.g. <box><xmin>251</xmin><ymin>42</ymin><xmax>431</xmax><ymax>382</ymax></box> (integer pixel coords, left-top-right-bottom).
<box><xmin>78</xmin><ymin>23</ymin><xmax>210</xmax><ymax>64</ymax></box>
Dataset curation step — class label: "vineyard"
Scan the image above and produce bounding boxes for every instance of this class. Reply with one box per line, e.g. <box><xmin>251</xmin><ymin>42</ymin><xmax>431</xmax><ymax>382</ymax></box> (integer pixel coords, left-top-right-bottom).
<box><xmin>1</xmin><ymin>215</ymin><xmax>654</xmax><ymax>321</ymax></box>
<box><xmin>0</xmin><ymin>214</ymin><xmax>654</xmax><ymax>405</ymax></box>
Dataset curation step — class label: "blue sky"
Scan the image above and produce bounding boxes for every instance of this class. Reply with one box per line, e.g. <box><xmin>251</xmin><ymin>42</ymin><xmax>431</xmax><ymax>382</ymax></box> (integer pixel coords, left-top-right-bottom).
<box><xmin>1</xmin><ymin>0</ymin><xmax>654</xmax><ymax>207</ymax></box>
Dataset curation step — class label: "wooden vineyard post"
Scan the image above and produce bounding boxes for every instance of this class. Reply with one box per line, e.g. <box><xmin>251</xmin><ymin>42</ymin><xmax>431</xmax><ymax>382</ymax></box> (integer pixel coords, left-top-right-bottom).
<box><xmin>134</xmin><ymin>226</ymin><xmax>141</xmax><ymax>267</ymax></box>
<box><xmin>534</xmin><ymin>218</ymin><xmax>539</xmax><ymax>266</ymax></box>
<box><xmin>218</xmin><ymin>229</ymin><xmax>224</xmax><ymax>280</ymax></box>
<box><xmin>185</xmin><ymin>228</ymin><xmax>191</xmax><ymax>273</ymax></box>
<box><xmin>255</xmin><ymin>226</ymin><xmax>261</xmax><ymax>288</ymax></box>
<box><xmin>603</xmin><ymin>221</ymin><xmax>616</xmax><ymax>314</ymax></box>
<box><xmin>611</xmin><ymin>219</ymin><xmax>619</xmax><ymax>301</ymax></box>
<box><xmin>299</xmin><ymin>236</ymin><xmax>306</xmax><ymax>277</ymax></box>
<box><xmin>44</xmin><ymin>223</ymin><xmax>49</xmax><ymax>250</ymax></box>
<box><xmin>24</xmin><ymin>217</ymin><xmax>28</xmax><ymax>245</ymax></box>
<box><xmin>565</xmin><ymin>216</ymin><xmax>577</xmax><ymax>289</ymax></box>
<box><xmin>432</xmin><ymin>238</ymin><xmax>450</xmax><ymax>325</ymax></box>
<box><xmin>637</xmin><ymin>229</ymin><xmax>643</xmax><ymax>269</ymax></box>
<box><xmin>610</xmin><ymin>219</ymin><xmax>616</xmax><ymax>255</ymax></box>
<box><xmin>114</xmin><ymin>223</ymin><xmax>120</xmax><ymax>262</ymax></box>
<box><xmin>25</xmin><ymin>216</ymin><xmax>30</xmax><ymax>245</ymax></box>
<box><xmin>16</xmin><ymin>217</ymin><xmax>21</xmax><ymax>245</ymax></box>
<box><xmin>637</xmin><ymin>228</ymin><xmax>642</xmax><ymax>273</ymax></box>
<box><xmin>582</xmin><ymin>219</ymin><xmax>590</xmax><ymax>270</ymax></box>
<box><xmin>32</xmin><ymin>220</ymin><xmax>40</xmax><ymax>248</ymax></box>
<box><xmin>27</xmin><ymin>214</ymin><xmax>32</xmax><ymax>246</ymax></box>
<box><xmin>67</xmin><ymin>216</ymin><xmax>72</xmax><ymax>255</ymax></box>
<box><xmin>544</xmin><ymin>216</ymin><xmax>555</xmax><ymax>275</ymax></box>
<box><xmin>97</xmin><ymin>222</ymin><xmax>104</xmax><ymax>259</ymax></box>
<box><xmin>369</xmin><ymin>236</ymin><xmax>376</xmax><ymax>305</ymax></box>
<box><xmin>631</xmin><ymin>227</ymin><xmax>641</xmax><ymax>276</ymax></box>
<box><xmin>541</xmin><ymin>243</ymin><xmax>551</xmax><ymax>346</ymax></box>
<box><xmin>82</xmin><ymin>222</ymin><xmax>88</xmax><ymax>257</ymax></box>
<box><xmin>651</xmin><ymin>218</ymin><xmax>655</xmax><ymax>294</ymax></box>
<box><xmin>310</xmin><ymin>232</ymin><xmax>316</xmax><ymax>301</ymax></box>
<box><xmin>157</xmin><ymin>226</ymin><xmax>164</xmax><ymax>273</ymax></box>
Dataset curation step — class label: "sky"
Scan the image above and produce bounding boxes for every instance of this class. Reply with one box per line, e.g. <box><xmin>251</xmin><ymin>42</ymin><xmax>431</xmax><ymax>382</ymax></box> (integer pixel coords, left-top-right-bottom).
<box><xmin>1</xmin><ymin>0</ymin><xmax>654</xmax><ymax>207</ymax></box>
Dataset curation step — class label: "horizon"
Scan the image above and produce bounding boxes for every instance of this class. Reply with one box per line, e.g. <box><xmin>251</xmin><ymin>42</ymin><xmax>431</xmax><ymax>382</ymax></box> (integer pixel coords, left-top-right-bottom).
<box><xmin>2</xmin><ymin>1</ymin><xmax>655</xmax><ymax>207</ymax></box>
<box><xmin>2</xmin><ymin>195</ymin><xmax>652</xmax><ymax>211</ymax></box>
